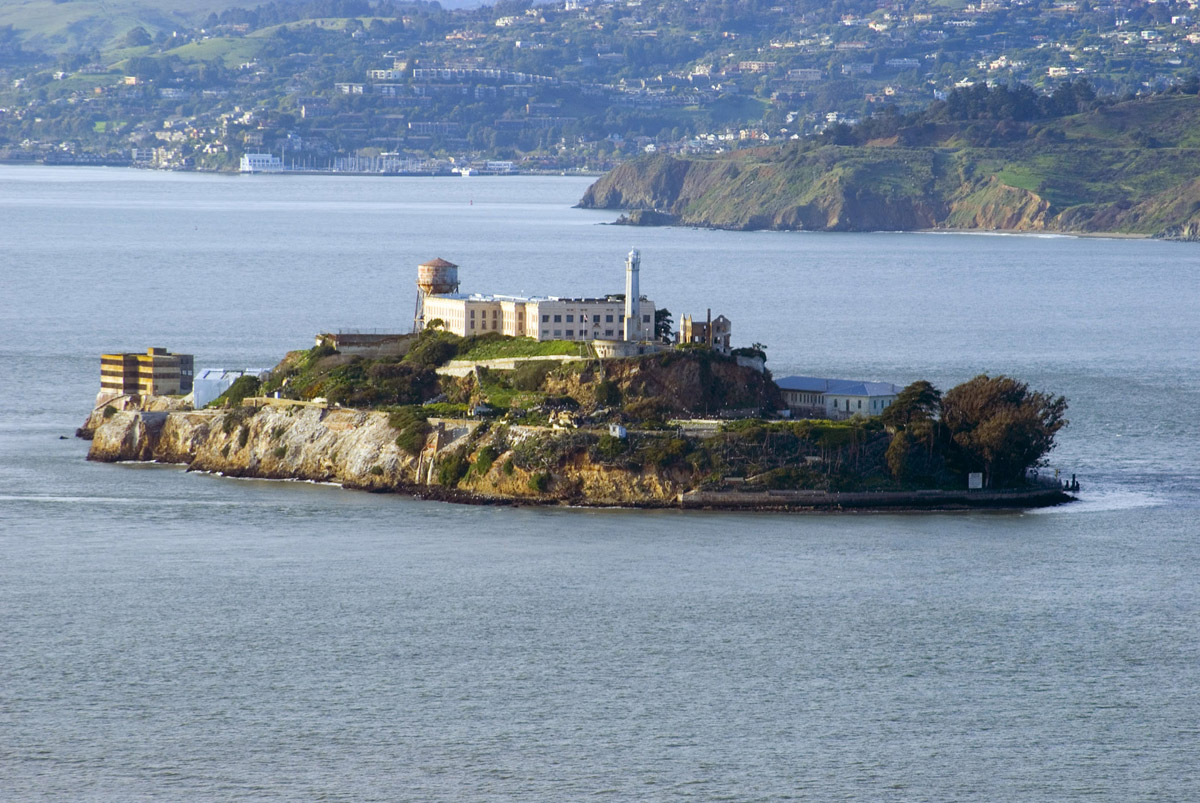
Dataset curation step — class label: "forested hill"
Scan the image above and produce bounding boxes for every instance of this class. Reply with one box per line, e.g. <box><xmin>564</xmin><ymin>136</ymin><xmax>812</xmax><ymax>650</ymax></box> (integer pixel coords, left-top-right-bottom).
<box><xmin>579</xmin><ymin>88</ymin><xmax>1200</xmax><ymax>240</ymax></box>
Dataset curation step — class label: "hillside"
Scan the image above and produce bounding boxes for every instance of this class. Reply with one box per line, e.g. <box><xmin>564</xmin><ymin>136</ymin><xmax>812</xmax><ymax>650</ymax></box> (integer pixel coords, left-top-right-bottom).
<box><xmin>579</xmin><ymin>94</ymin><xmax>1200</xmax><ymax>240</ymax></box>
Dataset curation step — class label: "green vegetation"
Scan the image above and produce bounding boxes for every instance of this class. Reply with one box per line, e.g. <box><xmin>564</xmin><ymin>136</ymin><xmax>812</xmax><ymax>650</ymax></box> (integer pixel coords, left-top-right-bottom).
<box><xmin>212</xmin><ymin>374</ymin><xmax>260</xmax><ymax>408</ymax></box>
<box><xmin>583</xmin><ymin>91</ymin><xmax>1200</xmax><ymax>238</ymax></box>
<box><xmin>245</xmin><ymin>334</ymin><xmax>1064</xmax><ymax>497</ymax></box>
<box><xmin>388</xmin><ymin>406</ymin><xmax>430</xmax><ymax>456</ymax></box>
<box><xmin>102</xmin><ymin>405</ymin><xmax>117</xmax><ymax>419</ymax></box>
<box><xmin>472</xmin><ymin>445</ymin><xmax>499</xmax><ymax>477</ymax></box>
<box><xmin>455</xmin><ymin>336</ymin><xmax>591</xmax><ymax>362</ymax></box>
<box><xmin>437</xmin><ymin>451</ymin><xmax>469</xmax><ymax>488</ymax></box>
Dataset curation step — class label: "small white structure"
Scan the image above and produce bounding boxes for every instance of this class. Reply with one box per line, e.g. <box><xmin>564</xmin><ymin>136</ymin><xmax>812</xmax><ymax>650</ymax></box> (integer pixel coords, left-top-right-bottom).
<box><xmin>193</xmin><ymin>368</ymin><xmax>269</xmax><ymax>408</ymax></box>
<box><xmin>776</xmin><ymin>376</ymin><xmax>901</xmax><ymax>420</ymax></box>
<box><xmin>239</xmin><ymin>153</ymin><xmax>284</xmax><ymax>173</ymax></box>
<box><xmin>608</xmin><ymin>423</ymin><xmax>628</xmax><ymax>439</ymax></box>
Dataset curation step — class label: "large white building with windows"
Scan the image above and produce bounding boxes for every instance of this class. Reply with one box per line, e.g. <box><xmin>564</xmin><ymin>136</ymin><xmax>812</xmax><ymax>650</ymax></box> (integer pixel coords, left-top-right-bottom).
<box><xmin>418</xmin><ymin>251</ymin><xmax>656</xmax><ymax>343</ymax></box>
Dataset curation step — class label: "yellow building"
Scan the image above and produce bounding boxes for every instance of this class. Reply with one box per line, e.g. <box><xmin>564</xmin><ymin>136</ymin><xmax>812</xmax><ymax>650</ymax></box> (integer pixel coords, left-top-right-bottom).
<box><xmin>100</xmin><ymin>348</ymin><xmax>194</xmax><ymax>397</ymax></box>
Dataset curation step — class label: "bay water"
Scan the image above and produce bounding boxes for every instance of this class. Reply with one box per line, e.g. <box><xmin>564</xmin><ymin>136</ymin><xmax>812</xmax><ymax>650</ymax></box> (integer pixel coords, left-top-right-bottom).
<box><xmin>1</xmin><ymin>166</ymin><xmax>1198</xmax><ymax>800</ymax></box>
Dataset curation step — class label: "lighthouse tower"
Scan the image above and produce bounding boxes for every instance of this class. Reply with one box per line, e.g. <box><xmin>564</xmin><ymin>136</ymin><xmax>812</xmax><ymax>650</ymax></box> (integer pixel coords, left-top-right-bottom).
<box><xmin>623</xmin><ymin>248</ymin><xmax>640</xmax><ymax>341</ymax></box>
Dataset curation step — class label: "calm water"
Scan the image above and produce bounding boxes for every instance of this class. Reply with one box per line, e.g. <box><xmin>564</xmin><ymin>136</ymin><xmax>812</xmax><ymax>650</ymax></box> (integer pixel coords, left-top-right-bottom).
<box><xmin>2</xmin><ymin>166</ymin><xmax>1198</xmax><ymax>800</ymax></box>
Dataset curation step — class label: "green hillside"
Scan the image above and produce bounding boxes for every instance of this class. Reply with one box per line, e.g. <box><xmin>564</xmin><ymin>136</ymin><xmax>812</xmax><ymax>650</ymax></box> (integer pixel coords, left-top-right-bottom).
<box><xmin>0</xmin><ymin>0</ymin><xmax>247</xmax><ymax>53</ymax></box>
<box><xmin>580</xmin><ymin>94</ymin><xmax>1200</xmax><ymax>240</ymax></box>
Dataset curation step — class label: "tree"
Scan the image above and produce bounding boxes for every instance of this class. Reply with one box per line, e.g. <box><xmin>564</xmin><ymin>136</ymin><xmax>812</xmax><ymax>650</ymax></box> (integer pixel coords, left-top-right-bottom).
<box><xmin>882</xmin><ymin>380</ymin><xmax>942</xmax><ymax>429</ymax></box>
<box><xmin>124</xmin><ymin>26</ymin><xmax>152</xmax><ymax>48</ymax></box>
<box><xmin>940</xmin><ymin>374</ymin><xmax>1068</xmax><ymax>487</ymax></box>
<box><xmin>654</xmin><ymin>307</ymin><xmax>673</xmax><ymax>342</ymax></box>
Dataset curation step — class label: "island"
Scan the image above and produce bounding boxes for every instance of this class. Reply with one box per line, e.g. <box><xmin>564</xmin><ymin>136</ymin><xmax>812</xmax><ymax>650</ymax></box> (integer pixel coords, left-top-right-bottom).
<box><xmin>579</xmin><ymin>89</ymin><xmax>1200</xmax><ymax>241</ymax></box>
<box><xmin>78</xmin><ymin>254</ymin><xmax>1074</xmax><ymax>511</ymax></box>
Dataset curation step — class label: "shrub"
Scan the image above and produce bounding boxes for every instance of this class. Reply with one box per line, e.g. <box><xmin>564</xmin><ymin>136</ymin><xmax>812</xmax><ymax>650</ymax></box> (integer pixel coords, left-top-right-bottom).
<box><xmin>502</xmin><ymin>457</ymin><xmax>515</xmax><ymax>475</ymax></box>
<box><xmin>214</xmin><ymin>375</ymin><xmax>261</xmax><ymax>408</ymax></box>
<box><xmin>369</xmin><ymin>465</ymin><xmax>384</xmax><ymax>476</ymax></box>
<box><xmin>594</xmin><ymin>433</ymin><xmax>628</xmax><ymax>461</ymax></box>
<box><xmin>473</xmin><ymin>444</ymin><xmax>499</xmax><ymax>476</ymax></box>
<box><xmin>273</xmin><ymin>445</ymin><xmax>286</xmax><ymax>459</ymax></box>
<box><xmin>511</xmin><ymin>360</ymin><xmax>556</xmax><ymax>391</ymax></box>
<box><xmin>102</xmin><ymin>405</ymin><xmax>117</xmax><ymax>418</ymax></box>
<box><xmin>271</xmin><ymin>425</ymin><xmax>286</xmax><ymax>440</ymax></box>
<box><xmin>389</xmin><ymin>406</ymin><xmax>431</xmax><ymax>455</ymax></box>
<box><xmin>437</xmin><ymin>452</ymin><xmax>469</xmax><ymax>487</ymax></box>
<box><xmin>594</xmin><ymin>378</ymin><xmax>621</xmax><ymax>407</ymax></box>
<box><xmin>529</xmin><ymin>471</ymin><xmax>550</xmax><ymax>493</ymax></box>
<box><xmin>639</xmin><ymin>436</ymin><xmax>691</xmax><ymax>469</ymax></box>
<box><xmin>238</xmin><ymin>427</ymin><xmax>250</xmax><ymax>448</ymax></box>
<box><xmin>404</xmin><ymin>331</ymin><xmax>461</xmax><ymax>368</ymax></box>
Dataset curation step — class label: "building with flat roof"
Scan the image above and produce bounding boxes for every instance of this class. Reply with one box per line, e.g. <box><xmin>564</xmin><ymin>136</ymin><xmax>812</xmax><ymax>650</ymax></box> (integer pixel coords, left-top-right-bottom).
<box><xmin>776</xmin><ymin>375</ymin><xmax>901</xmax><ymax>420</ymax></box>
<box><xmin>192</xmin><ymin>368</ymin><xmax>270</xmax><ymax>409</ymax></box>
<box><xmin>417</xmin><ymin>250</ymin><xmax>655</xmax><ymax>343</ymax></box>
<box><xmin>100</xmin><ymin>348</ymin><xmax>194</xmax><ymax>400</ymax></box>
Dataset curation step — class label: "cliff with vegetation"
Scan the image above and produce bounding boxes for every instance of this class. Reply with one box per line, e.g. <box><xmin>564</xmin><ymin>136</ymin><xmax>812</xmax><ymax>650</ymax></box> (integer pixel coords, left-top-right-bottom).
<box><xmin>580</xmin><ymin>93</ymin><xmax>1200</xmax><ymax>240</ymax></box>
<box><xmin>80</xmin><ymin>335</ymin><xmax>1074</xmax><ymax>510</ymax></box>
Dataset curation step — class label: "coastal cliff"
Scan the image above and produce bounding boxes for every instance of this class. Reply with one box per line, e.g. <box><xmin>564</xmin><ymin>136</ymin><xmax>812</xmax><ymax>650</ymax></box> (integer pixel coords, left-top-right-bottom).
<box><xmin>579</xmin><ymin>94</ymin><xmax>1200</xmax><ymax>238</ymax></box>
<box><xmin>86</xmin><ymin>404</ymin><xmax>690</xmax><ymax>505</ymax></box>
<box><xmin>85</xmin><ymin>405</ymin><xmax>1071</xmax><ymax>509</ymax></box>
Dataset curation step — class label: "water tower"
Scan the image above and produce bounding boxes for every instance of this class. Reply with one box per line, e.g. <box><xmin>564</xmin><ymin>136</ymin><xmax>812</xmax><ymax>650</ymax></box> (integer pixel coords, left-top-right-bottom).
<box><xmin>413</xmin><ymin>257</ymin><xmax>459</xmax><ymax>332</ymax></box>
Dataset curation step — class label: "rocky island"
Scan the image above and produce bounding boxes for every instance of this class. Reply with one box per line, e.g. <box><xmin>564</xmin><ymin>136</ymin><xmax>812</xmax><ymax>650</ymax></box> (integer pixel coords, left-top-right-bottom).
<box><xmin>580</xmin><ymin>89</ymin><xmax>1200</xmax><ymax>240</ymax></box>
<box><xmin>79</xmin><ymin>332</ymin><xmax>1074</xmax><ymax>512</ymax></box>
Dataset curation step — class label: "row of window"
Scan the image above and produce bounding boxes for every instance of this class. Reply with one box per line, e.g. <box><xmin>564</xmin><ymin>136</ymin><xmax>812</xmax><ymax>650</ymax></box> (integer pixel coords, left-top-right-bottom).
<box><xmin>830</xmin><ymin>398</ymin><xmax>894</xmax><ymax>410</ymax></box>
<box><xmin>542</xmin><ymin>329</ymin><xmax>619</xmax><ymax>339</ymax></box>
<box><xmin>537</xmin><ymin>313</ymin><xmax>654</xmax><ymax>324</ymax></box>
<box><xmin>468</xmin><ymin>309</ymin><xmax>522</xmax><ymax>321</ymax></box>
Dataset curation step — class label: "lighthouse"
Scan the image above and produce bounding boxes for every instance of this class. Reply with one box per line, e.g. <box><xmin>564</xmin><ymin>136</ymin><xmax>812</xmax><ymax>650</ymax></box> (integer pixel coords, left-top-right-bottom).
<box><xmin>623</xmin><ymin>248</ymin><xmax>640</xmax><ymax>341</ymax></box>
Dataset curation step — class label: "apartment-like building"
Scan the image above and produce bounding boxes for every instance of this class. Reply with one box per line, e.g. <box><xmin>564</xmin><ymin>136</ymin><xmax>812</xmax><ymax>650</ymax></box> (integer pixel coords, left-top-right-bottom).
<box><xmin>100</xmin><ymin>348</ymin><xmax>194</xmax><ymax>398</ymax></box>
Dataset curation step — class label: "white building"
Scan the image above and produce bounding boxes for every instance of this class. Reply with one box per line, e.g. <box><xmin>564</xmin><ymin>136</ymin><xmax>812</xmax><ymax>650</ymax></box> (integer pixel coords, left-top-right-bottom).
<box><xmin>419</xmin><ymin>250</ymin><xmax>655</xmax><ymax>343</ymax></box>
<box><xmin>193</xmin><ymin>368</ymin><xmax>269</xmax><ymax>408</ymax></box>
<box><xmin>776</xmin><ymin>376</ymin><xmax>901</xmax><ymax>419</ymax></box>
<box><xmin>239</xmin><ymin>153</ymin><xmax>283</xmax><ymax>173</ymax></box>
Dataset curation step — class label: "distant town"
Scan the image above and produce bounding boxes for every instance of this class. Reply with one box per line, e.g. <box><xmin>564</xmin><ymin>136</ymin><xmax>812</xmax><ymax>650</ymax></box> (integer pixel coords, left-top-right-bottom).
<box><xmin>3</xmin><ymin>0</ymin><xmax>1200</xmax><ymax>172</ymax></box>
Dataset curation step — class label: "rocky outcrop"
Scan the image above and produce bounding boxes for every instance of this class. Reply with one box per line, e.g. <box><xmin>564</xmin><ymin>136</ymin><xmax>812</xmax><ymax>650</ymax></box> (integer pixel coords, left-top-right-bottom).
<box><xmin>89</xmin><ymin>405</ymin><xmax>421</xmax><ymax>490</ymax></box>
<box><xmin>83</xmin><ymin>404</ymin><xmax>687</xmax><ymax>506</ymax></box>
<box><xmin>77</xmin><ymin>394</ymin><xmax>191</xmax><ymax>439</ymax></box>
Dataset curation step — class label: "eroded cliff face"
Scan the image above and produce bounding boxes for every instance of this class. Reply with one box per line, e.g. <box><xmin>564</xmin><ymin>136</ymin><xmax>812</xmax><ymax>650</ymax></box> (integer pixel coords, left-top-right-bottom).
<box><xmin>85</xmin><ymin>405</ymin><xmax>686</xmax><ymax>506</ymax></box>
<box><xmin>90</xmin><ymin>406</ymin><xmax>420</xmax><ymax>489</ymax></box>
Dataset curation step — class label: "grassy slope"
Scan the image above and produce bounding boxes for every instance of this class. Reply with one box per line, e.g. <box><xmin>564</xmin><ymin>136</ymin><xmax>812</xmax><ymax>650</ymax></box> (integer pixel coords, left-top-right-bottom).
<box><xmin>585</xmin><ymin>94</ymin><xmax>1200</xmax><ymax>235</ymax></box>
<box><xmin>455</xmin><ymin>338</ymin><xmax>594</xmax><ymax>361</ymax></box>
<box><xmin>0</xmin><ymin>0</ymin><xmax>252</xmax><ymax>53</ymax></box>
